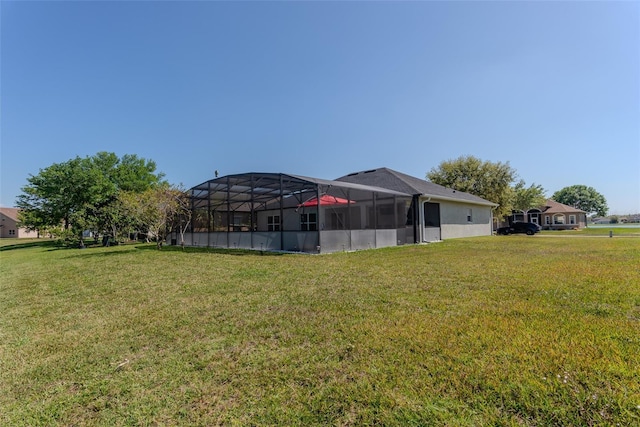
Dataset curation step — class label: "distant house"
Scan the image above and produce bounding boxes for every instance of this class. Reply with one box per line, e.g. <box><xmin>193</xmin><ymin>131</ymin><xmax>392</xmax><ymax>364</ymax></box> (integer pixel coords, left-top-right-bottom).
<box><xmin>510</xmin><ymin>200</ymin><xmax>587</xmax><ymax>230</ymax></box>
<box><xmin>539</xmin><ymin>199</ymin><xmax>587</xmax><ymax>229</ymax></box>
<box><xmin>620</xmin><ymin>215</ymin><xmax>640</xmax><ymax>224</ymax></box>
<box><xmin>0</xmin><ymin>207</ymin><xmax>39</xmax><ymax>238</ymax></box>
<box><xmin>173</xmin><ymin>167</ymin><xmax>498</xmax><ymax>253</ymax></box>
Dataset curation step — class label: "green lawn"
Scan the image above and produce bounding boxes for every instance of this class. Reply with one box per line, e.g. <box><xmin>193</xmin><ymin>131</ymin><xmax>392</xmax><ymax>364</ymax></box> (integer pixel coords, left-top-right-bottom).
<box><xmin>1</xmin><ymin>236</ymin><xmax>639</xmax><ymax>426</ymax></box>
<box><xmin>540</xmin><ymin>226</ymin><xmax>640</xmax><ymax>236</ymax></box>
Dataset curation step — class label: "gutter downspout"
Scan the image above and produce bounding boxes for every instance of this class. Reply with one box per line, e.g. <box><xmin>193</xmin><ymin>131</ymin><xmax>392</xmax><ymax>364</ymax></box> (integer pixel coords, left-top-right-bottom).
<box><xmin>490</xmin><ymin>206</ymin><xmax>497</xmax><ymax>235</ymax></box>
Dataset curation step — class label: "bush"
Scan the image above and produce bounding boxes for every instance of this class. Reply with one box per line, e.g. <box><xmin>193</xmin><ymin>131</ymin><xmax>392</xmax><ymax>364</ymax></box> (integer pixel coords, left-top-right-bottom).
<box><xmin>49</xmin><ymin>227</ymin><xmax>83</xmax><ymax>248</ymax></box>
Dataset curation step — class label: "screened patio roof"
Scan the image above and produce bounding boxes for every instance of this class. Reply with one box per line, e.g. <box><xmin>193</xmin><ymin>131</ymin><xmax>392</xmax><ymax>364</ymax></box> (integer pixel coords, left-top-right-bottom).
<box><xmin>190</xmin><ymin>172</ymin><xmax>411</xmax><ymax>211</ymax></box>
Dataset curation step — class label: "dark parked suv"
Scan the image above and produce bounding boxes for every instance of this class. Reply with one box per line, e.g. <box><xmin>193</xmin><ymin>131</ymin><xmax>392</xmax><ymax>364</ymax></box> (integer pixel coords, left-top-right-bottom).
<box><xmin>497</xmin><ymin>222</ymin><xmax>540</xmax><ymax>236</ymax></box>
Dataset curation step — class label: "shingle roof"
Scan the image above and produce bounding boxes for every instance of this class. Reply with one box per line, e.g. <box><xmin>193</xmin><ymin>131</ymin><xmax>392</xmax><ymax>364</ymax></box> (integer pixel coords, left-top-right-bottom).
<box><xmin>542</xmin><ymin>199</ymin><xmax>586</xmax><ymax>214</ymax></box>
<box><xmin>335</xmin><ymin>167</ymin><xmax>498</xmax><ymax>206</ymax></box>
<box><xmin>0</xmin><ymin>207</ymin><xmax>19</xmax><ymax>221</ymax></box>
<box><xmin>287</xmin><ymin>173</ymin><xmax>410</xmax><ymax>197</ymax></box>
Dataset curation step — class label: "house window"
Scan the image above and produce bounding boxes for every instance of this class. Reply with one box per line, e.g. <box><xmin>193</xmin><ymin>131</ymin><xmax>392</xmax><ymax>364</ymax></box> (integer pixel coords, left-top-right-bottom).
<box><xmin>569</xmin><ymin>215</ymin><xmax>576</xmax><ymax>225</ymax></box>
<box><xmin>553</xmin><ymin>214</ymin><xmax>565</xmax><ymax>225</ymax></box>
<box><xmin>467</xmin><ymin>208</ymin><xmax>473</xmax><ymax>223</ymax></box>
<box><xmin>8</xmin><ymin>229</ymin><xmax>15</xmax><ymax>235</ymax></box>
<box><xmin>232</xmin><ymin>212</ymin><xmax>252</xmax><ymax>231</ymax></box>
<box><xmin>545</xmin><ymin>216</ymin><xmax>551</xmax><ymax>225</ymax></box>
<box><xmin>424</xmin><ymin>202</ymin><xmax>440</xmax><ymax>227</ymax></box>
<box><xmin>301</xmin><ymin>213</ymin><xmax>317</xmax><ymax>231</ymax></box>
<box><xmin>329</xmin><ymin>212</ymin><xmax>345</xmax><ymax>230</ymax></box>
<box><xmin>267</xmin><ymin>215</ymin><xmax>280</xmax><ymax>231</ymax></box>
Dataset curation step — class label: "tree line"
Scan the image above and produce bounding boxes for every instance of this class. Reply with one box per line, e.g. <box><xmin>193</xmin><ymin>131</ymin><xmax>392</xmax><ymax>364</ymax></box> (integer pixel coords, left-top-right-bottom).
<box><xmin>17</xmin><ymin>153</ymin><xmax>608</xmax><ymax>248</ymax></box>
<box><xmin>16</xmin><ymin>152</ymin><xmax>190</xmax><ymax>249</ymax></box>
<box><xmin>427</xmin><ymin>155</ymin><xmax>608</xmax><ymax>219</ymax></box>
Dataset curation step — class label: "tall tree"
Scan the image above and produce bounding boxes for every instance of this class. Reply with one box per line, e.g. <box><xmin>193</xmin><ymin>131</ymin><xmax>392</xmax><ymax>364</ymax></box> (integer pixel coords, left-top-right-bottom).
<box><xmin>92</xmin><ymin>152</ymin><xmax>164</xmax><ymax>193</ymax></box>
<box><xmin>552</xmin><ymin>185</ymin><xmax>608</xmax><ymax>217</ymax></box>
<box><xmin>17</xmin><ymin>156</ymin><xmax>111</xmax><ymax>231</ymax></box>
<box><xmin>426</xmin><ymin>155</ymin><xmax>517</xmax><ymax>218</ymax></box>
<box><xmin>87</xmin><ymin>152</ymin><xmax>164</xmax><ymax>241</ymax></box>
<box><xmin>17</xmin><ymin>152</ymin><xmax>164</xmax><ymax>244</ymax></box>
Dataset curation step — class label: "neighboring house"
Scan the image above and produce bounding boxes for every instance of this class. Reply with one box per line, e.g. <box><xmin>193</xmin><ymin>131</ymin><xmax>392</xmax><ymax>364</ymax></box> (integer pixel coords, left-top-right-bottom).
<box><xmin>0</xmin><ymin>207</ymin><xmax>39</xmax><ymax>238</ymax></box>
<box><xmin>539</xmin><ymin>199</ymin><xmax>587</xmax><ymax>230</ymax></box>
<box><xmin>509</xmin><ymin>199</ymin><xmax>587</xmax><ymax>230</ymax></box>
<box><xmin>622</xmin><ymin>215</ymin><xmax>640</xmax><ymax>223</ymax></box>
<box><xmin>172</xmin><ymin>167</ymin><xmax>498</xmax><ymax>254</ymax></box>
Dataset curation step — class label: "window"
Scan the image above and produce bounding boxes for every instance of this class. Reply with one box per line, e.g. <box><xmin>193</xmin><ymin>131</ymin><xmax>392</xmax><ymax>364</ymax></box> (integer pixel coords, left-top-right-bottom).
<box><xmin>424</xmin><ymin>202</ymin><xmax>440</xmax><ymax>227</ymax></box>
<box><xmin>553</xmin><ymin>214</ymin><xmax>565</xmax><ymax>225</ymax></box>
<box><xmin>267</xmin><ymin>215</ymin><xmax>280</xmax><ymax>231</ymax></box>
<box><xmin>232</xmin><ymin>212</ymin><xmax>252</xmax><ymax>231</ymax></box>
<box><xmin>545</xmin><ymin>216</ymin><xmax>551</xmax><ymax>225</ymax></box>
<box><xmin>301</xmin><ymin>213</ymin><xmax>317</xmax><ymax>231</ymax></box>
<box><xmin>329</xmin><ymin>212</ymin><xmax>345</xmax><ymax>230</ymax></box>
<box><xmin>8</xmin><ymin>229</ymin><xmax>15</xmax><ymax>235</ymax></box>
<box><xmin>467</xmin><ymin>208</ymin><xmax>473</xmax><ymax>223</ymax></box>
<box><xmin>569</xmin><ymin>215</ymin><xmax>576</xmax><ymax>225</ymax></box>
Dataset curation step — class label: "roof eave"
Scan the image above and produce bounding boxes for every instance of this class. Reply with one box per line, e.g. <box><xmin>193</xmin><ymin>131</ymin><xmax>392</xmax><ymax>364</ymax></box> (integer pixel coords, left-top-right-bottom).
<box><xmin>418</xmin><ymin>193</ymin><xmax>498</xmax><ymax>207</ymax></box>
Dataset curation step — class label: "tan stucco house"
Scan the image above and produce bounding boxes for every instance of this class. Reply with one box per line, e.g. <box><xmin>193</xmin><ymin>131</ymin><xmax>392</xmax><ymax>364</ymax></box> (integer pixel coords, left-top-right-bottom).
<box><xmin>511</xmin><ymin>199</ymin><xmax>587</xmax><ymax>230</ymax></box>
<box><xmin>539</xmin><ymin>199</ymin><xmax>587</xmax><ymax>230</ymax></box>
<box><xmin>0</xmin><ymin>207</ymin><xmax>39</xmax><ymax>238</ymax></box>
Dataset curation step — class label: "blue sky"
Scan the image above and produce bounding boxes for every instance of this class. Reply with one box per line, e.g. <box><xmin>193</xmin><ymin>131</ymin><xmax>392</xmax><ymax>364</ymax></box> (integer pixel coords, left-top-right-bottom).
<box><xmin>1</xmin><ymin>1</ymin><xmax>638</xmax><ymax>214</ymax></box>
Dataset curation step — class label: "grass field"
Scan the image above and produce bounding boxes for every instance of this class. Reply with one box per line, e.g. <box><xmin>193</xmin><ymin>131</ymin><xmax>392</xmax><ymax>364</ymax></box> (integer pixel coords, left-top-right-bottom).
<box><xmin>540</xmin><ymin>226</ymin><xmax>640</xmax><ymax>237</ymax></box>
<box><xmin>1</xmin><ymin>235</ymin><xmax>639</xmax><ymax>426</ymax></box>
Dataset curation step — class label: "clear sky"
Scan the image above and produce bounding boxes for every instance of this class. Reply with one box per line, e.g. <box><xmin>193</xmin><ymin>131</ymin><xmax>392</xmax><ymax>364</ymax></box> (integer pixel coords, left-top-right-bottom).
<box><xmin>1</xmin><ymin>1</ymin><xmax>638</xmax><ymax>214</ymax></box>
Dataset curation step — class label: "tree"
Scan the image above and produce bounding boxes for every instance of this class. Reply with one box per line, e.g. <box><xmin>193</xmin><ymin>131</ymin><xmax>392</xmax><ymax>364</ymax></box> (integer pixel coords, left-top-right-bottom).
<box><xmin>92</xmin><ymin>151</ymin><xmax>164</xmax><ymax>193</ymax></box>
<box><xmin>552</xmin><ymin>185</ymin><xmax>608</xmax><ymax>217</ymax></box>
<box><xmin>17</xmin><ymin>156</ymin><xmax>112</xmax><ymax>245</ymax></box>
<box><xmin>426</xmin><ymin>155</ymin><xmax>518</xmax><ymax>218</ymax></box>
<box><xmin>171</xmin><ymin>185</ymin><xmax>192</xmax><ymax>247</ymax></box>
<box><xmin>512</xmin><ymin>180</ymin><xmax>546</xmax><ymax>213</ymax></box>
<box><xmin>119</xmin><ymin>184</ymin><xmax>190</xmax><ymax>249</ymax></box>
<box><xmin>88</xmin><ymin>152</ymin><xmax>165</xmax><ymax>235</ymax></box>
<box><xmin>17</xmin><ymin>152</ymin><xmax>164</xmax><ymax>245</ymax></box>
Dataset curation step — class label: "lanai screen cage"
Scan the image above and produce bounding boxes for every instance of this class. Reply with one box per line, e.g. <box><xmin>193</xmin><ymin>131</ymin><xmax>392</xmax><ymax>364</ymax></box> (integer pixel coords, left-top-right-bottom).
<box><xmin>170</xmin><ymin>172</ymin><xmax>415</xmax><ymax>253</ymax></box>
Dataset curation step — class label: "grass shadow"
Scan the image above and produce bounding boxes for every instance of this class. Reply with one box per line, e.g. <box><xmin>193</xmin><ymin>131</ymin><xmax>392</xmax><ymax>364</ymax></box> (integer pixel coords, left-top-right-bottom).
<box><xmin>63</xmin><ymin>247</ymin><xmax>141</xmax><ymax>259</ymax></box>
<box><xmin>135</xmin><ymin>244</ymin><xmax>291</xmax><ymax>257</ymax></box>
<box><xmin>0</xmin><ymin>240</ymin><xmax>60</xmax><ymax>252</ymax></box>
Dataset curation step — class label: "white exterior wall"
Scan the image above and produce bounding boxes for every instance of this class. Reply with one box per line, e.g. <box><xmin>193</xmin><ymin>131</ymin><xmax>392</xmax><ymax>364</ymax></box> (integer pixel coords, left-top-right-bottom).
<box><xmin>419</xmin><ymin>199</ymin><xmax>493</xmax><ymax>241</ymax></box>
<box><xmin>441</xmin><ymin>223</ymin><xmax>492</xmax><ymax>239</ymax></box>
<box><xmin>320</xmin><ymin>229</ymin><xmax>399</xmax><ymax>252</ymax></box>
<box><xmin>257</xmin><ymin>208</ymin><xmax>303</xmax><ymax>231</ymax></box>
<box><xmin>173</xmin><ymin>196</ymin><xmax>494</xmax><ymax>253</ymax></box>
<box><xmin>439</xmin><ymin>200</ymin><xmax>492</xmax><ymax>239</ymax></box>
<box><xmin>320</xmin><ymin>230</ymin><xmax>351</xmax><ymax>252</ymax></box>
<box><xmin>375</xmin><ymin>229</ymin><xmax>398</xmax><ymax>248</ymax></box>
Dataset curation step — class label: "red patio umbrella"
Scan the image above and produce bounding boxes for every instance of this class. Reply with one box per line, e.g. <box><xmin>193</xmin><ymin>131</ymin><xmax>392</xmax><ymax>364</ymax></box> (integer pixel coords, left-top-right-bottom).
<box><xmin>299</xmin><ymin>194</ymin><xmax>354</xmax><ymax>207</ymax></box>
